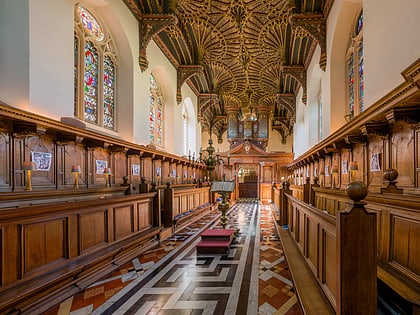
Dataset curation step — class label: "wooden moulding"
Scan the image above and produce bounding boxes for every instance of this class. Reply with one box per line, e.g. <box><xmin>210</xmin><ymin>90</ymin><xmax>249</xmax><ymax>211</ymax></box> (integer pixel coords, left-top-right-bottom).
<box><xmin>0</xmin><ymin>193</ymin><xmax>160</xmax><ymax>314</ymax></box>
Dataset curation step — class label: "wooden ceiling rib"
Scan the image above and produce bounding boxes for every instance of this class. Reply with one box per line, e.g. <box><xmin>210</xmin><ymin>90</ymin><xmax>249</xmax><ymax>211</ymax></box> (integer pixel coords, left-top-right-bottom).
<box><xmin>123</xmin><ymin>0</ymin><xmax>327</xmax><ymax>140</ymax></box>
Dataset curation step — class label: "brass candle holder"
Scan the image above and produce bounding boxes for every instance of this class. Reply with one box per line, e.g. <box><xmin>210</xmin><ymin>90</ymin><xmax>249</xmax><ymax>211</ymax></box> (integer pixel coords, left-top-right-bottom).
<box><xmin>103</xmin><ymin>167</ymin><xmax>112</xmax><ymax>187</ymax></box>
<box><xmin>23</xmin><ymin>161</ymin><xmax>36</xmax><ymax>191</ymax></box>
<box><xmin>71</xmin><ymin>165</ymin><xmax>81</xmax><ymax>189</ymax></box>
<box><xmin>331</xmin><ymin>165</ymin><xmax>339</xmax><ymax>188</ymax></box>
<box><xmin>349</xmin><ymin>161</ymin><xmax>358</xmax><ymax>181</ymax></box>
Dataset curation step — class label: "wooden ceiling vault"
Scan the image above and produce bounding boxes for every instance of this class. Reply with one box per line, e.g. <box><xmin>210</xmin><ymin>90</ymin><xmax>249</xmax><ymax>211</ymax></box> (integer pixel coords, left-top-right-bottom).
<box><xmin>123</xmin><ymin>0</ymin><xmax>333</xmax><ymax>143</ymax></box>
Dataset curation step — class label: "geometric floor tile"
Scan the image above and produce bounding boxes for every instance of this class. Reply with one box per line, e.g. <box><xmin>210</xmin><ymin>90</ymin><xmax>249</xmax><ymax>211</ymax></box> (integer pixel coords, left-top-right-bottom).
<box><xmin>42</xmin><ymin>199</ymin><xmax>303</xmax><ymax>315</ymax></box>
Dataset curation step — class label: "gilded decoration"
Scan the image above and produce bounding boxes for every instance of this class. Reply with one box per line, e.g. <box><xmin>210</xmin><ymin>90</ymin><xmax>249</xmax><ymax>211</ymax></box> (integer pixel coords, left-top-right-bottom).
<box><xmin>123</xmin><ymin>0</ymin><xmax>328</xmax><ymax>143</ymax></box>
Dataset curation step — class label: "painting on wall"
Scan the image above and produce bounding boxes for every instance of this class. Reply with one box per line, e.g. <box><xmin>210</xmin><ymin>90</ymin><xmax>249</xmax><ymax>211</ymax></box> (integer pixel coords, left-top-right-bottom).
<box><xmin>370</xmin><ymin>153</ymin><xmax>381</xmax><ymax>172</ymax></box>
<box><xmin>342</xmin><ymin>160</ymin><xmax>348</xmax><ymax>174</ymax></box>
<box><xmin>31</xmin><ymin>151</ymin><xmax>52</xmax><ymax>171</ymax></box>
<box><xmin>132</xmin><ymin>164</ymin><xmax>140</xmax><ymax>176</ymax></box>
<box><xmin>96</xmin><ymin>160</ymin><xmax>108</xmax><ymax>174</ymax></box>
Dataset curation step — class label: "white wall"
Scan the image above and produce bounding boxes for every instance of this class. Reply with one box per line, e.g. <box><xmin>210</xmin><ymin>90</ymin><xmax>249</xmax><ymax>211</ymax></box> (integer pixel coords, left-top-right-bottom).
<box><xmin>28</xmin><ymin>0</ymin><xmax>74</xmax><ymax>119</ymax></box>
<box><xmin>293</xmin><ymin>88</ymin><xmax>306</xmax><ymax>156</ymax></box>
<box><xmin>0</xmin><ymin>0</ymin><xmax>74</xmax><ymax>117</ymax></box>
<box><xmin>0</xmin><ymin>0</ymin><xmax>30</xmax><ymax>109</ymax></box>
<box><xmin>267</xmin><ymin>127</ymin><xmax>293</xmax><ymax>153</ymax></box>
<box><xmin>363</xmin><ymin>0</ymin><xmax>420</xmax><ymax>106</ymax></box>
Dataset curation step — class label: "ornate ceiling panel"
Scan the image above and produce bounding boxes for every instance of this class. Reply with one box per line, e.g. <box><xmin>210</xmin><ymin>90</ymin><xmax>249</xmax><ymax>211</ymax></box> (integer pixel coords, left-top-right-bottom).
<box><xmin>123</xmin><ymin>0</ymin><xmax>330</xmax><ymax>140</ymax></box>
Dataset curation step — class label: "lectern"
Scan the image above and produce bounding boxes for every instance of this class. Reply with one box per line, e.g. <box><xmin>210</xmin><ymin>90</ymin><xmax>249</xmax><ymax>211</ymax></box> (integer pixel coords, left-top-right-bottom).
<box><xmin>211</xmin><ymin>181</ymin><xmax>235</xmax><ymax>229</ymax></box>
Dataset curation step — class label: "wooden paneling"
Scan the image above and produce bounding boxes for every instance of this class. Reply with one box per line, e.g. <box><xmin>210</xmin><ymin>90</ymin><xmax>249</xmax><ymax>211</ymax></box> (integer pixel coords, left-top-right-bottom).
<box><xmin>260</xmin><ymin>183</ymin><xmax>272</xmax><ymax>201</ymax></box>
<box><xmin>0</xmin><ymin>193</ymin><xmax>159</xmax><ymax>314</ymax></box>
<box><xmin>22</xmin><ymin>218</ymin><xmax>67</xmax><ymax>275</ymax></box>
<box><xmin>113</xmin><ymin>205</ymin><xmax>134</xmax><ymax>240</ymax></box>
<box><xmin>138</xmin><ymin>200</ymin><xmax>152</xmax><ymax>231</ymax></box>
<box><xmin>298</xmin><ymin>210</ymin><xmax>305</xmax><ymax>249</ymax></box>
<box><xmin>285</xmin><ymin>196</ymin><xmax>337</xmax><ymax>309</ymax></box>
<box><xmin>0</xmin><ymin>228</ymin><xmax>3</xmax><ymax>285</ymax></box>
<box><xmin>324</xmin><ymin>231</ymin><xmax>336</xmax><ymax>298</ymax></box>
<box><xmin>307</xmin><ymin>218</ymin><xmax>318</xmax><ymax>269</ymax></box>
<box><xmin>392</xmin><ymin>122</ymin><xmax>415</xmax><ymax>187</ymax></box>
<box><xmin>164</xmin><ymin>187</ymin><xmax>211</xmax><ymax>224</ymax></box>
<box><xmin>79</xmin><ymin>210</ymin><xmax>107</xmax><ymax>253</ymax></box>
<box><xmin>391</xmin><ymin>215</ymin><xmax>420</xmax><ymax>278</ymax></box>
<box><xmin>0</xmin><ymin>133</ymin><xmax>10</xmax><ymax>190</ymax></box>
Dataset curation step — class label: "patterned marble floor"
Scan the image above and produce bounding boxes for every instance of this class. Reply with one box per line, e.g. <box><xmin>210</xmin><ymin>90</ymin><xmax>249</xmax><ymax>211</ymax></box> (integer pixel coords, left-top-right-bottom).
<box><xmin>43</xmin><ymin>200</ymin><xmax>303</xmax><ymax>315</ymax></box>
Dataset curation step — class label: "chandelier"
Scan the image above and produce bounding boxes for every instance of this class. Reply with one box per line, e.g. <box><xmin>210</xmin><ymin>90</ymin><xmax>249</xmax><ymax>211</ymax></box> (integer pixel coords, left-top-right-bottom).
<box><xmin>197</xmin><ymin>138</ymin><xmax>225</xmax><ymax>181</ymax></box>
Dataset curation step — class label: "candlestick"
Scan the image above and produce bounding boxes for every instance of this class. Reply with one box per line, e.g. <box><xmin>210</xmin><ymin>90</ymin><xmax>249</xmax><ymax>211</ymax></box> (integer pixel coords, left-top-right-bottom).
<box><xmin>71</xmin><ymin>165</ymin><xmax>81</xmax><ymax>189</ymax></box>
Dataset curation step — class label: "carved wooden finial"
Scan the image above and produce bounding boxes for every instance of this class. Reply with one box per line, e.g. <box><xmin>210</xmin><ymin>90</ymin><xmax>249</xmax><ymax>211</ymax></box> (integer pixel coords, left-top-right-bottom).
<box><xmin>345</xmin><ymin>181</ymin><xmax>368</xmax><ymax>202</ymax></box>
<box><xmin>381</xmin><ymin>168</ymin><xmax>403</xmax><ymax>194</ymax></box>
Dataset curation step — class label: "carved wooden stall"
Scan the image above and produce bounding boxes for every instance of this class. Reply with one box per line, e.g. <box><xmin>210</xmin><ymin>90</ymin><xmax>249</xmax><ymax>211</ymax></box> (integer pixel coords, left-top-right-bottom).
<box><xmin>223</xmin><ymin>142</ymin><xmax>293</xmax><ymax>201</ymax></box>
<box><xmin>164</xmin><ymin>185</ymin><xmax>215</xmax><ymax>231</ymax></box>
<box><xmin>0</xmin><ymin>102</ymin><xmax>209</xmax><ymax>313</ymax></box>
<box><xmin>279</xmin><ymin>59</ymin><xmax>420</xmax><ymax>313</ymax></box>
<box><xmin>0</xmin><ymin>192</ymin><xmax>160</xmax><ymax>314</ymax></box>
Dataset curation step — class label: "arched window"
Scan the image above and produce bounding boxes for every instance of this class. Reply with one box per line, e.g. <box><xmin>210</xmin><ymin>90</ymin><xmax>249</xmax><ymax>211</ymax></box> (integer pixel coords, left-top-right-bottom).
<box><xmin>74</xmin><ymin>6</ymin><xmax>117</xmax><ymax>130</ymax></box>
<box><xmin>319</xmin><ymin>93</ymin><xmax>323</xmax><ymax>141</ymax></box>
<box><xmin>182</xmin><ymin>107</ymin><xmax>188</xmax><ymax>156</ymax></box>
<box><xmin>346</xmin><ymin>11</ymin><xmax>364</xmax><ymax>119</ymax></box>
<box><xmin>149</xmin><ymin>74</ymin><xmax>164</xmax><ymax>147</ymax></box>
<box><xmin>181</xmin><ymin>98</ymin><xmax>196</xmax><ymax>157</ymax></box>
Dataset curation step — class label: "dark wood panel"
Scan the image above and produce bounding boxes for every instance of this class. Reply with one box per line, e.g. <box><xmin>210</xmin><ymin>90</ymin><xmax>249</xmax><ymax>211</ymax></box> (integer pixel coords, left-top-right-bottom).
<box><xmin>138</xmin><ymin>200</ymin><xmax>152</xmax><ymax>231</ymax></box>
<box><xmin>22</xmin><ymin>218</ymin><xmax>66</xmax><ymax>274</ymax></box>
<box><xmin>79</xmin><ymin>210</ymin><xmax>107</xmax><ymax>253</ymax></box>
<box><xmin>113</xmin><ymin>205</ymin><xmax>134</xmax><ymax>240</ymax></box>
<box><xmin>391</xmin><ymin>216</ymin><xmax>410</xmax><ymax>268</ymax></box>
<box><xmin>239</xmin><ymin>182</ymin><xmax>257</xmax><ymax>198</ymax></box>
<box><xmin>324</xmin><ymin>231</ymin><xmax>336</xmax><ymax>298</ymax></box>
<box><xmin>391</xmin><ymin>215</ymin><xmax>420</xmax><ymax>278</ymax></box>
<box><xmin>409</xmin><ymin>220</ymin><xmax>420</xmax><ymax>276</ymax></box>
<box><xmin>0</xmin><ymin>193</ymin><xmax>160</xmax><ymax>314</ymax></box>
<box><xmin>307</xmin><ymin>219</ymin><xmax>317</xmax><ymax>269</ymax></box>
<box><xmin>0</xmin><ymin>228</ymin><xmax>3</xmax><ymax>285</ymax></box>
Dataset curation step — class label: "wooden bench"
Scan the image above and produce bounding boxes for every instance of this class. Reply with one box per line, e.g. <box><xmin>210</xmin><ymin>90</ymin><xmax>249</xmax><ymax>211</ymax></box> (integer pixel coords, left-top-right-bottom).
<box><xmin>172</xmin><ymin>202</ymin><xmax>213</xmax><ymax>231</ymax></box>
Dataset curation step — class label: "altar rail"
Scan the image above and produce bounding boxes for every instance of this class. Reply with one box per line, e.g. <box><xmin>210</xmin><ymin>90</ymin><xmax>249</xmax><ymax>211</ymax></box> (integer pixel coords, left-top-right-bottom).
<box><xmin>0</xmin><ymin>192</ymin><xmax>160</xmax><ymax>314</ymax></box>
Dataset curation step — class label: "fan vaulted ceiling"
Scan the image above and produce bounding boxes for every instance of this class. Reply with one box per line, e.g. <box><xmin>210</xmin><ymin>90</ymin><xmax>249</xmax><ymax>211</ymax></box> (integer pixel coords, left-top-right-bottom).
<box><xmin>123</xmin><ymin>0</ymin><xmax>331</xmax><ymax>143</ymax></box>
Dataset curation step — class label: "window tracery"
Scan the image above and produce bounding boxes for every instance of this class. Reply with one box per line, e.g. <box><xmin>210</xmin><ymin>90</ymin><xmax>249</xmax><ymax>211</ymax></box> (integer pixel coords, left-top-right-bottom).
<box><xmin>346</xmin><ymin>11</ymin><xmax>364</xmax><ymax>119</ymax></box>
<box><xmin>149</xmin><ymin>74</ymin><xmax>164</xmax><ymax>147</ymax></box>
<box><xmin>74</xmin><ymin>6</ymin><xmax>117</xmax><ymax>130</ymax></box>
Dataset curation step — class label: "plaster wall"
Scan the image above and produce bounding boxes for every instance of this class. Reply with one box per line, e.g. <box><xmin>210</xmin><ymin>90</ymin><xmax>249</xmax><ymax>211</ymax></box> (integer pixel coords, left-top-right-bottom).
<box><xmin>363</xmin><ymin>0</ymin><xmax>420</xmax><ymax>106</ymax></box>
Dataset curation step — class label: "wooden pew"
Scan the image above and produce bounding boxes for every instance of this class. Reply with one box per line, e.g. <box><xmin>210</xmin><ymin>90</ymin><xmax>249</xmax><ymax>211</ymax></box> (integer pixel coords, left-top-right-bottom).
<box><xmin>0</xmin><ymin>192</ymin><xmax>161</xmax><ymax>314</ymax></box>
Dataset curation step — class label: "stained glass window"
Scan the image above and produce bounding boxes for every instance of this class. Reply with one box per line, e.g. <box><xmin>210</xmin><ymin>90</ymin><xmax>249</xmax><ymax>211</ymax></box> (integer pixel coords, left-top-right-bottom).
<box><xmin>103</xmin><ymin>56</ymin><xmax>115</xmax><ymax>129</ymax></box>
<box><xmin>75</xmin><ymin>6</ymin><xmax>117</xmax><ymax>131</ymax></box>
<box><xmin>149</xmin><ymin>74</ymin><xmax>164</xmax><ymax>147</ymax></box>
<box><xmin>84</xmin><ymin>41</ymin><xmax>98</xmax><ymax>124</ymax></box>
<box><xmin>358</xmin><ymin>42</ymin><xmax>364</xmax><ymax>112</ymax></box>
<box><xmin>356</xmin><ymin>12</ymin><xmax>363</xmax><ymax>35</ymax></box>
<box><xmin>149</xmin><ymin>93</ymin><xmax>155</xmax><ymax>143</ymax></box>
<box><xmin>348</xmin><ymin>52</ymin><xmax>355</xmax><ymax>118</ymax></box>
<box><xmin>74</xmin><ymin>35</ymin><xmax>79</xmax><ymax>117</ymax></box>
<box><xmin>78</xmin><ymin>7</ymin><xmax>104</xmax><ymax>41</ymax></box>
<box><xmin>346</xmin><ymin>10</ymin><xmax>363</xmax><ymax>118</ymax></box>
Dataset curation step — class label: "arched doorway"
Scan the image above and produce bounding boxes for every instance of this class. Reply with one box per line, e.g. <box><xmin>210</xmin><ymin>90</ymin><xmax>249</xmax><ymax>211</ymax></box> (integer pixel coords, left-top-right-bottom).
<box><xmin>237</xmin><ymin>164</ymin><xmax>259</xmax><ymax>198</ymax></box>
